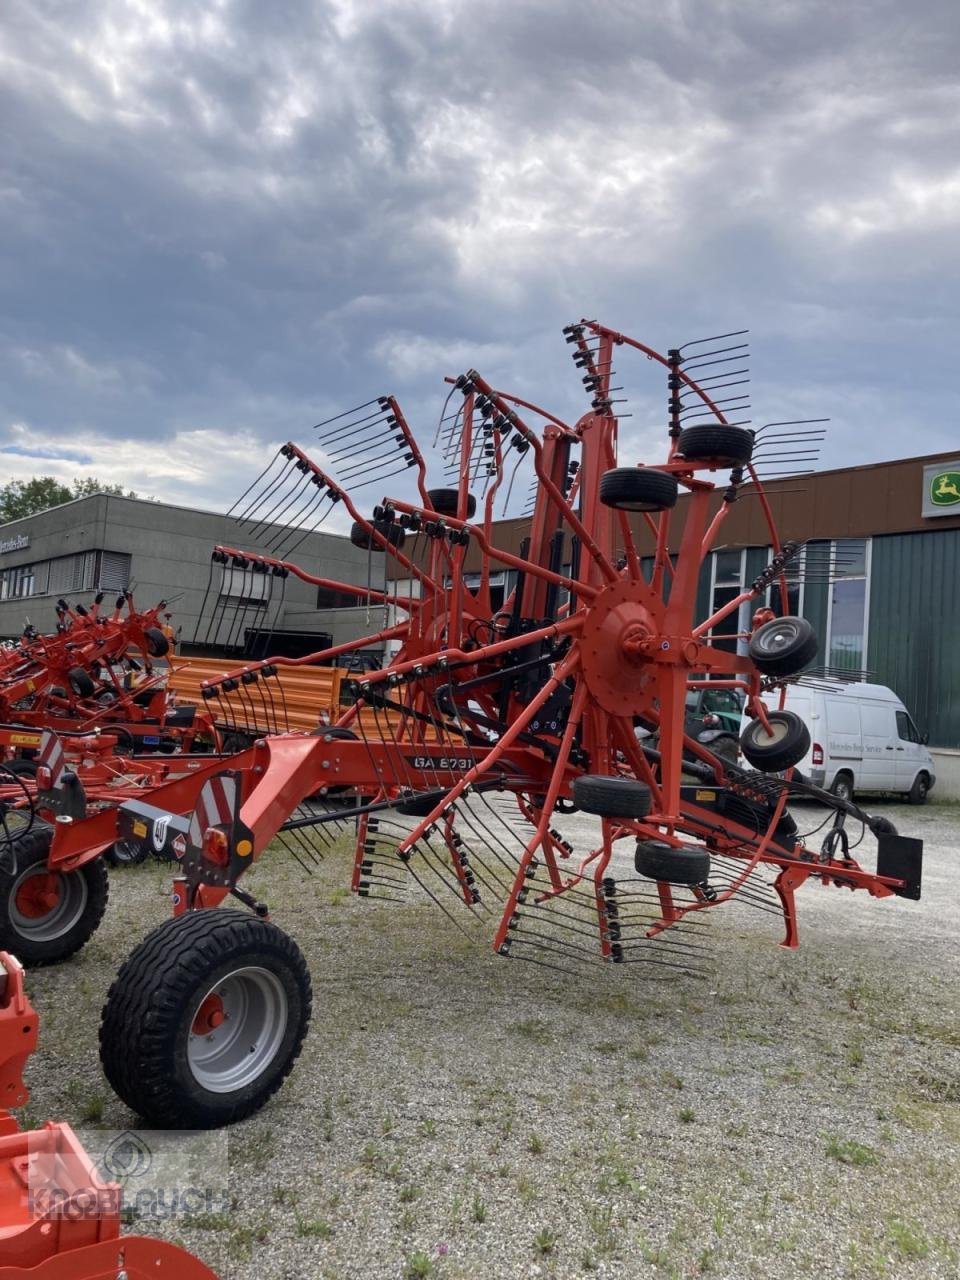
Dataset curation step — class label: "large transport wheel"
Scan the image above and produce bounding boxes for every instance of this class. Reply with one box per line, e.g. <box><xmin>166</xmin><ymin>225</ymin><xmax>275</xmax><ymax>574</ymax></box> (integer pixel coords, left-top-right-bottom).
<box><xmin>426</xmin><ymin>488</ymin><xmax>477</xmax><ymax>519</ymax></box>
<box><xmin>739</xmin><ymin>711</ymin><xmax>810</xmax><ymax>772</ymax></box>
<box><xmin>635</xmin><ymin>839</ymin><xmax>710</xmax><ymax>885</ymax></box>
<box><xmin>676</xmin><ymin>424</ymin><xmax>754</xmax><ymax>466</ymax></box>
<box><xmin>100</xmin><ymin>910</ymin><xmax>312</xmax><ymax>1128</ymax></box>
<box><xmin>572</xmin><ymin>775</ymin><xmax>652</xmax><ymax>818</ymax></box>
<box><xmin>599</xmin><ymin>467</ymin><xmax>678</xmax><ymax>512</ymax></box>
<box><xmin>748</xmin><ymin>616</ymin><xmax>818</xmax><ymax>676</ymax></box>
<box><xmin>0</xmin><ymin>824</ymin><xmax>108</xmax><ymax>965</ymax></box>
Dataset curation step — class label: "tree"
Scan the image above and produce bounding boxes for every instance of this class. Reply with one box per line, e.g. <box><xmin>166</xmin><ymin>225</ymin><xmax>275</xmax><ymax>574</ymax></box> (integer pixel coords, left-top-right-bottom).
<box><xmin>0</xmin><ymin>476</ymin><xmax>139</xmax><ymax>523</ymax></box>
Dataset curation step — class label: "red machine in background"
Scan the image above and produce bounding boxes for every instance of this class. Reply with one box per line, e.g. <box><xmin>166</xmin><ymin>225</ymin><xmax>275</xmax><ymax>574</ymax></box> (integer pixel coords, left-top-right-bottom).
<box><xmin>0</xmin><ymin>951</ymin><xmax>217</xmax><ymax>1278</ymax></box>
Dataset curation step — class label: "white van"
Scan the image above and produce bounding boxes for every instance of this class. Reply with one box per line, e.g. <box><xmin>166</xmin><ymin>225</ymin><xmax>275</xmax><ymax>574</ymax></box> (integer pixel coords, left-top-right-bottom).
<box><xmin>742</xmin><ymin>682</ymin><xmax>936</xmax><ymax>804</ymax></box>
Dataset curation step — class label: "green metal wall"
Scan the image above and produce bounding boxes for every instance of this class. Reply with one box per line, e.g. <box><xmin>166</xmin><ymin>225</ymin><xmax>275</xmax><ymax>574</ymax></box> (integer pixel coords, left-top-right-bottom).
<box><xmin>868</xmin><ymin>529</ymin><xmax>960</xmax><ymax>749</ymax></box>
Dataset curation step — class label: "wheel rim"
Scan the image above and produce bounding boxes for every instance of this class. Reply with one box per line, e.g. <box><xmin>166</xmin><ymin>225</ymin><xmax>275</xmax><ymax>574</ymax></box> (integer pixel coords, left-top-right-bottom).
<box><xmin>10</xmin><ymin>867</ymin><xmax>87</xmax><ymax>940</ymax></box>
<box><xmin>753</xmin><ymin>720</ymin><xmax>789</xmax><ymax>747</ymax></box>
<box><xmin>758</xmin><ymin>623</ymin><xmax>799</xmax><ymax>655</ymax></box>
<box><xmin>187</xmin><ymin>966</ymin><xmax>289</xmax><ymax>1094</ymax></box>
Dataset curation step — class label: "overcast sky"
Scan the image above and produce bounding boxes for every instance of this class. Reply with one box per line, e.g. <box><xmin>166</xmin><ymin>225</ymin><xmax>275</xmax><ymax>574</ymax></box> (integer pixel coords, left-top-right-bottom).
<box><xmin>2</xmin><ymin>0</ymin><xmax>958</xmax><ymax>517</ymax></box>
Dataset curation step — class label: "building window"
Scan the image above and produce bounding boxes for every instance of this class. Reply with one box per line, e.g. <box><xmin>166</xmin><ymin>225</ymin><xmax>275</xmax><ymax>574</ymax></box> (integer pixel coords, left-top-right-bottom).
<box><xmin>316</xmin><ymin>586</ymin><xmax>364</xmax><ymax>609</ymax></box>
<box><xmin>827</xmin><ymin>539</ymin><xmax>869</xmax><ymax>674</ymax></box>
<box><xmin>98</xmin><ymin>551</ymin><xmax>131</xmax><ymax>592</ymax></box>
<box><xmin>48</xmin><ymin>552</ymin><xmax>97</xmax><ymax>596</ymax></box>
<box><xmin>709</xmin><ymin>549</ymin><xmax>745</xmax><ymax>654</ymax></box>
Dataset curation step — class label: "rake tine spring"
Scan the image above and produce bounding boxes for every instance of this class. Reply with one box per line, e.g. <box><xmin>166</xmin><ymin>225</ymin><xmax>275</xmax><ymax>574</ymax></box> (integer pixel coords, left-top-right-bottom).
<box><xmin>276</xmin><ymin>493</ymin><xmax>339</xmax><ymax>560</ymax></box>
<box><xmin>192</xmin><ymin>558</ymin><xmax>217</xmax><ymax>645</ymax></box>
<box><xmin>313</xmin><ymin>396</ymin><xmax>385</xmax><ymax>432</ymax></box>
<box><xmin>231</xmin><ymin>453</ymin><xmax>294</xmax><ymax>526</ymax></box>
<box><xmin>227</xmin><ymin>450</ymin><xmax>288</xmax><ymax>520</ymax></box>
<box><xmin>678</xmin><ymin>328</ymin><xmax>749</xmax><ymax>351</ymax></box>
<box><xmin>250</xmin><ymin>473</ymin><xmax>314</xmax><ymax>542</ymax></box>
<box><xmin>268</xmin><ymin>489</ymin><xmax>326</xmax><ymax>556</ymax></box>
<box><xmin>496</xmin><ymin>940</ymin><xmax>583</xmax><ymax>977</ymax></box>
<box><xmin>235</xmin><ymin>455</ymin><xmax>298</xmax><ymax>529</ymax></box>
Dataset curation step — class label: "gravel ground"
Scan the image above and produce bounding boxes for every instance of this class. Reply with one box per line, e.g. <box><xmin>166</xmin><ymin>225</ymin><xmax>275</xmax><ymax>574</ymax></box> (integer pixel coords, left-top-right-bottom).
<box><xmin>21</xmin><ymin>797</ymin><xmax>960</xmax><ymax>1280</ymax></box>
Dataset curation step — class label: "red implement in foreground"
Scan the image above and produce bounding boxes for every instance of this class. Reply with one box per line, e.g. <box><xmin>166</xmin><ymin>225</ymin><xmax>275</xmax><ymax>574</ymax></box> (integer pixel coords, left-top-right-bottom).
<box><xmin>13</xmin><ymin>322</ymin><xmax>921</xmax><ymax>1130</ymax></box>
<box><xmin>0</xmin><ymin>951</ymin><xmax>216</xmax><ymax>1279</ymax></box>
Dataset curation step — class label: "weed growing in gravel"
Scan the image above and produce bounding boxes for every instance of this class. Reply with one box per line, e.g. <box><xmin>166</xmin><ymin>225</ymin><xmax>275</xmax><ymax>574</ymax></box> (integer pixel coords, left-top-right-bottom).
<box><xmin>887</xmin><ymin>1218</ymin><xmax>930</xmax><ymax>1260</ymax></box>
<box><xmin>509</xmin><ymin>1017</ymin><xmax>554</xmax><ymax>1044</ymax></box>
<box><xmin>527</xmin><ymin>1132</ymin><xmax>545</xmax><ymax>1154</ymax></box>
<box><xmin>296</xmin><ymin>1216</ymin><xmax>333</xmax><ymax>1239</ymax></box>
<box><xmin>403</xmin><ymin>1250</ymin><xmax>434</xmax><ymax>1278</ymax></box>
<box><xmin>587</xmin><ymin>1203</ymin><xmax>619</xmax><ymax>1257</ymax></box>
<box><xmin>845</xmin><ymin>1040</ymin><xmax>865</xmax><ymax>1068</ymax></box>
<box><xmin>418</xmin><ymin>1118</ymin><xmax>437</xmax><ymax>1138</ymax></box>
<box><xmin>398</xmin><ymin>1185</ymin><xmax>421</xmax><ymax>1204</ymax></box>
<box><xmin>679</xmin><ymin>1106</ymin><xmax>695</xmax><ymax>1123</ymax></box>
<box><xmin>534</xmin><ymin>1227</ymin><xmax>557</xmax><ymax>1256</ymax></box>
<box><xmin>822</xmin><ymin>1134</ymin><xmax>881</xmax><ymax>1166</ymax></box>
<box><xmin>661</xmin><ymin>1069</ymin><xmax>684</xmax><ymax>1090</ymax></box>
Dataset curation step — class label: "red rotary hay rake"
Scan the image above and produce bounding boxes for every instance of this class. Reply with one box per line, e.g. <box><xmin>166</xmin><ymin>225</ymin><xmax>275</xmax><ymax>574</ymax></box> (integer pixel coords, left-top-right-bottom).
<box><xmin>0</xmin><ymin>591</ymin><xmax>210</xmax><ymax>752</ymax></box>
<box><xmin>22</xmin><ymin>321</ymin><xmax>922</xmax><ymax>1128</ymax></box>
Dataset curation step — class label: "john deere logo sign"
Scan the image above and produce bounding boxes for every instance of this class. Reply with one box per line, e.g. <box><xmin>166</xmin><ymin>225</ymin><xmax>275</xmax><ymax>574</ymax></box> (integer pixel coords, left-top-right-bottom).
<box><xmin>922</xmin><ymin>461</ymin><xmax>960</xmax><ymax>518</ymax></box>
<box><xmin>931</xmin><ymin>471</ymin><xmax>960</xmax><ymax>506</ymax></box>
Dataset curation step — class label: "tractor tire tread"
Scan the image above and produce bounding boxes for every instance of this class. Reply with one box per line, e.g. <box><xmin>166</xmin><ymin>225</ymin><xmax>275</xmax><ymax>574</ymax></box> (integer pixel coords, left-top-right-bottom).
<box><xmin>99</xmin><ymin>910</ymin><xmax>311</xmax><ymax>1128</ymax></box>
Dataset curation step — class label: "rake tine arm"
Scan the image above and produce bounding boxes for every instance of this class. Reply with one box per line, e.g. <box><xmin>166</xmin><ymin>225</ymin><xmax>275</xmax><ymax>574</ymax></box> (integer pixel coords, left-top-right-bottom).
<box><xmin>210</xmin><ymin>545</ymin><xmax>421</xmax><ymax>613</ymax></box>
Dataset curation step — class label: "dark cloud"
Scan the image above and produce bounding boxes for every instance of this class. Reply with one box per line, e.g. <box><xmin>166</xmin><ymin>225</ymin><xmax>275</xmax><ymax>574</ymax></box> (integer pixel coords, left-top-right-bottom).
<box><xmin>1</xmin><ymin>0</ymin><xmax>957</xmax><ymax>508</ymax></box>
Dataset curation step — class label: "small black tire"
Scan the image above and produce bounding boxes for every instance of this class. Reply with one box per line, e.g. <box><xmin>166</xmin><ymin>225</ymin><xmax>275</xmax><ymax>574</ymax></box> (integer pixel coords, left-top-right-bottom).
<box><xmin>67</xmin><ymin>666</ymin><xmax>96</xmax><ymax>699</ymax></box>
<box><xmin>350</xmin><ymin>520</ymin><xmax>406</xmax><ymax>552</ymax></box>
<box><xmin>635</xmin><ymin>840</ymin><xmax>710</xmax><ymax>886</ymax></box>
<box><xmin>395</xmin><ymin>790</ymin><xmax>448</xmax><ymax>817</ymax></box>
<box><xmin>0</xmin><ymin>825</ymin><xmax>108</xmax><ymax>965</ymax></box>
<box><xmin>830</xmin><ymin>772</ymin><xmax>854</xmax><ymax>804</ymax></box>
<box><xmin>426</xmin><ymin>488</ymin><xmax>477</xmax><ymax>519</ymax></box>
<box><xmin>748</xmin><ymin>616</ymin><xmax>818</xmax><ymax>676</ymax></box>
<box><xmin>2</xmin><ymin>758</ymin><xmax>38</xmax><ymax>778</ymax></box>
<box><xmin>103</xmin><ymin>839</ymin><xmax>152</xmax><ymax>868</ymax></box>
<box><xmin>144</xmin><ymin>626</ymin><xmax>170</xmax><ymax>658</ymax></box>
<box><xmin>739</xmin><ymin>711</ymin><xmax>810</xmax><ymax>772</ymax></box>
<box><xmin>599</xmin><ymin>468</ymin><xmax>678</xmax><ymax>512</ymax></box>
<box><xmin>907</xmin><ymin>773</ymin><xmax>930</xmax><ymax>805</ymax></box>
<box><xmin>571</xmin><ymin>775</ymin><xmax>652</xmax><ymax>818</ymax></box>
<box><xmin>677</xmin><ymin>424</ymin><xmax>754</xmax><ymax>466</ymax></box>
<box><xmin>100</xmin><ymin>910</ymin><xmax>312</xmax><ymax>1128</ymax></box>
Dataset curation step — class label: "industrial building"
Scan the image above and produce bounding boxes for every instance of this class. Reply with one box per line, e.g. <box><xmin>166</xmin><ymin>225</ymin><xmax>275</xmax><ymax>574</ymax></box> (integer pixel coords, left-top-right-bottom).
<box><xmin>0</xmin><ymin>491</ymin><xmax>374</xmax><ymax>656</ymax></box>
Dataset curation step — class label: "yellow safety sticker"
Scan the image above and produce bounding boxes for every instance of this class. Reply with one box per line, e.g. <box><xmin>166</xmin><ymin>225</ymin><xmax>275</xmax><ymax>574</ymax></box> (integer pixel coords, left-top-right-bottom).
<box><xmin>133</xmin><ymin>820</ymin><xmax>148</xmax><ymax>838</ymax></box>
<box><xmin>695</xmin><ymin>790</ymin><xmax>716</xmax><ymax>802</ymax></box>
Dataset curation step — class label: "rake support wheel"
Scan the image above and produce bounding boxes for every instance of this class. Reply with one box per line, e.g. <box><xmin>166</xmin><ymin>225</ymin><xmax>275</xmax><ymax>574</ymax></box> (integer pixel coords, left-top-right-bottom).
<box><xmin>635</xmin><ymin>840</ymin><xmax>710</xmax><ymax>886</ymax></box>
<box><xmin>599</xmin><ymin>467</ymin><xmax>678</xmax><ymax>512</ymax></box>
<box><xmin>677</xmin><ymin>423</ymin><xmax>754</xmax><ymax>466</ymax></box>
<box><xmin>572</xmin><ymin>775</ymin><xmax>652</xmax><ymax>818</ymax></box>
<box><xmin>740</xmin><ymin>711</ymin><xmax>810</xmax><ymax>772</ymax></box>
<box><xmin>748</xmin><ymin>616</ymin><xmax>817</xmax><ymax>676</ymax></box>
